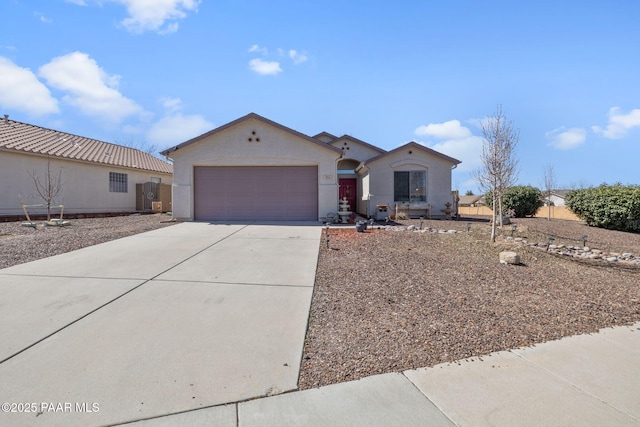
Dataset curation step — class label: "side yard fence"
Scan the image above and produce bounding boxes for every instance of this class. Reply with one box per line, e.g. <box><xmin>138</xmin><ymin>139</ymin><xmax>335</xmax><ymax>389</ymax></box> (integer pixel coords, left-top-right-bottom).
<box><xmin>458</xmin><ymin>206</ymin><xmax>580</xmax><ymax>221</ymax></box>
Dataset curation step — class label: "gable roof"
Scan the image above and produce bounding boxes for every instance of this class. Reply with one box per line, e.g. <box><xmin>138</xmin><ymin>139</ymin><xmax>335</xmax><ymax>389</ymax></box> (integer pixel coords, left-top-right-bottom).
<box><xmin>458</xmin><ymin>195</ymin><xmax>483</xmax><ymax>206</ymax></box>
<box><xmin>161</xmin><ymin>113</ymin><xmax>343</xmax><ymax>156</ymax></box>
<box><xmin>0</xmin><ymin>117</ymin><xmax>173</xmax><ymax>174</ymax></box>
<box><xmin>359</xmin><ymin>141</ymin><xmax>461</xmax><ymax>166</ymax></box>
<box><xmin>312</xmin><ymin>131</ymin><xmax>339</xmax><ymax>142</ymax></box>
<box><xmin>330</xmin><ymin>134</ymin><xmax>387</xmax><ymax>155</ymax></box>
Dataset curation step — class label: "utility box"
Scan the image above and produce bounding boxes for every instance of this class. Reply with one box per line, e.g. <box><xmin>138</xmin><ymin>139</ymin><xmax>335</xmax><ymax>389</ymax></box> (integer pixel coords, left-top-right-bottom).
<box><xmin>375</xmin><ymin>204</ymin><xmax>388</xmax><ymax>221</ymax></box>
<box><xmin>152</xmin><ymin>201</ymin><xmax>162</xmax><ymax>213</ymax></box>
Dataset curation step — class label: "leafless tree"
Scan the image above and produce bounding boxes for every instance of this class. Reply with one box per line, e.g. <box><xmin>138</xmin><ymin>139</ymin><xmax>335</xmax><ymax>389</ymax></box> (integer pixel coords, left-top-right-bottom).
<box><xmin>473</xmin><ymin>105</ymin><xmax>519</xmax><ymax>242</ymax></box>
<box><xmin>115</xmin><ymin>137</ymin><xmax>159</xmax><ymax>157</ymax></box>
<box><xmin>543</xmin><ymin>163</ymin><xmax>557</xmax><ymax>221</ymax></box>
<box><xmin>28</xmin><ymin>158</ymin><xmax>63</xmax><ymax>221</ymax></box>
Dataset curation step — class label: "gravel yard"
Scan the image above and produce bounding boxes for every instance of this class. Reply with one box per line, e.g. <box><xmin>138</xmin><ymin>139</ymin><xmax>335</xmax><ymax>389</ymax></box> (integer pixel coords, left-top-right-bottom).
<box><xmin>2</xmin><ymin>214</ymin><xmax>639</xmax><ymax>392</ymax></box>
<box><xmin>298</xmin><ymin>217</ymin><xmax>640</xmax><ymax>390</ymax></box>
<box><xmin>0</xmin><ymin>214</ymin><xmax>176</xmax><ymax>269</ymax></box>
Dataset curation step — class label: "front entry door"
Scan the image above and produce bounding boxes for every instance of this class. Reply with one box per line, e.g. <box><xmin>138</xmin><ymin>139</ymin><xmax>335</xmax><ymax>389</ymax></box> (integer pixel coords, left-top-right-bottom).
<box><xmin>338</xmin><ymin>178</ymin><xmax>357</xmax><ymax>212</ymax></box>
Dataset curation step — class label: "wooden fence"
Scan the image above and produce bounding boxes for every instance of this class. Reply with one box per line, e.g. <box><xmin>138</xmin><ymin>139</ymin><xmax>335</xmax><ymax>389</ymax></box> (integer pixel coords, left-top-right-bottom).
<box><xmin>458</xmin><ymin>205</ymin><xmax>580</xmax><ymax>221</ymax></box>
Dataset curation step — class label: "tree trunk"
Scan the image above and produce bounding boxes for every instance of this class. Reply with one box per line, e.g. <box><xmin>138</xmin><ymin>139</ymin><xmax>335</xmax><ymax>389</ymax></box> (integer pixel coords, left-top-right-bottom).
<box><xmin>491</xmin><ymin>191</ymin><xmax>497</xmax><ymax>242</ymax></box>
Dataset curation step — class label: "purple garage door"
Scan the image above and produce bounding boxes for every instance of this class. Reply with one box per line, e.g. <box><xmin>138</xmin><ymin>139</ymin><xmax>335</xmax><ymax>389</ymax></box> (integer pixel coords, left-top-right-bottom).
<box><xmin>193</xmin><ymin>166</ymin><xmax>318</xmax><ymax>221</ymax></box>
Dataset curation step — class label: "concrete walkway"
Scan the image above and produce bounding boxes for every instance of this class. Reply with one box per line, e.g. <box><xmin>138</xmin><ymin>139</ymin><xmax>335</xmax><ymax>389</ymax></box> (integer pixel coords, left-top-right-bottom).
<box><xmin>1</xmin><ymin>223</ymin><xmax>638</xmax><ymax>426</ymax></box>
<box><xmin>120</xmin><ymin>322</ymin><xmax>639</xmax><ymax>427</ymax></box>
<box><xmin>0</xmin><ymin>222</ymin><xmax>321</xmax><ymax>426</ymax></box>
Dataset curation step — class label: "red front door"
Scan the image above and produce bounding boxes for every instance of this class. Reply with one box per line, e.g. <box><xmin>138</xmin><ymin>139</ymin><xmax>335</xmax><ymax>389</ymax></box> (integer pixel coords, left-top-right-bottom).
<box><xmin>339</xmin><ymin>178</ymin><xmax>357</xmax><ymax>212</ymax></box>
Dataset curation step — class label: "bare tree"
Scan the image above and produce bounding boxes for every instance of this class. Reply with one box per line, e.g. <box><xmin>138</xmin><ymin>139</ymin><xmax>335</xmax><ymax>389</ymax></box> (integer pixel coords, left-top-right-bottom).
<box><xmin>28</xmin><ymin>158</ymin><xmax>63</xmax><ymax>221</ymax></box>
<box><xmin>543</xmin><ymin>163</ymin><xmax>557</xmax><ymax>221</ymax></box>
<box><xmin>115</xmin><ymin>137</ymin><xmax>159</xmax><ymax>157</ymax></box>
<box><xmin>473</xmin><ymin>105</ymin><xmax>519</xmax><ymax>242</ymax></box>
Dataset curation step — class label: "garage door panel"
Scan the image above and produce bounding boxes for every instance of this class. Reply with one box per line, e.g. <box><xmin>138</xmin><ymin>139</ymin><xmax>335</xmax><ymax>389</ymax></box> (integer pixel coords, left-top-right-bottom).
<box><xmin>194</xmin><ymin>166</ymin><xmax>318</xmax><ymax>221</ymax></box>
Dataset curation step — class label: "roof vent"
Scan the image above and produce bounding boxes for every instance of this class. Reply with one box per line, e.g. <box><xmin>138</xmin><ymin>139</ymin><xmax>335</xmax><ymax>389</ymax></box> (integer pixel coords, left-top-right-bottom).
<box><xmin>3</xmin><ymin>114</ymin><xmax>8</xmax><ymax>124</ymax></box>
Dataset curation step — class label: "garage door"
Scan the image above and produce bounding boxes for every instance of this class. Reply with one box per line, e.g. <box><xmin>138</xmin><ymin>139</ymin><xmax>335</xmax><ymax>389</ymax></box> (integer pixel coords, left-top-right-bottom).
<box><xmin>194</xmin><ymin>166</ymin><xmax>318</xmax><ymax>221</ymax></box>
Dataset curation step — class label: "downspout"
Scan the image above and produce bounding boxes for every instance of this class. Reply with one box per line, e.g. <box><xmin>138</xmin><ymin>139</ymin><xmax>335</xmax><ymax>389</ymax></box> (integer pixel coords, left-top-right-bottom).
<box><xmin>451</xmin><ymin>164</ymin><xmax>458</xmax><ymax>217</ymax></box>
<box><xmin>161</xmin><ymin>150</ymin><xmax>177</xmax><ymax>222</ymax></box>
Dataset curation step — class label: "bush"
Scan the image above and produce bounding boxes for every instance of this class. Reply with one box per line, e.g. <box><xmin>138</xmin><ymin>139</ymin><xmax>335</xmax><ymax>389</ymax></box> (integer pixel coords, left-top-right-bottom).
<box><xmin>486</xmin><ymin>186</ymin><xmax>544</xmax><ymax>218</ymax></box>
<box><xmin>565</xmin><ymin>184</ymin><xmax>640</xmax><ymax>232</ymax></box>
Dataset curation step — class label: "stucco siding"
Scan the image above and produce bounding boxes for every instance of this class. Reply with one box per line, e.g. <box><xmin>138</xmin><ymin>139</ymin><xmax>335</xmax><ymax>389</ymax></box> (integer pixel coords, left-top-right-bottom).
<box><xmin>168</xmin><ymin>118</ymin><xmax>340</xmax><ymax>221</ymax></box>
<box><xmin>330</xmin><ymin>137</ymin><xmax>383</xmax><ymax>163</ymax></box>
<box><xmin>0</xmin><ymin>151</ymin><xmax>172</xmax><ymax>216</ymax></box>
<box><xmin>363</xmin><ymin>147</ymin><xmax>456</xmax><ymax>217</ymax></box>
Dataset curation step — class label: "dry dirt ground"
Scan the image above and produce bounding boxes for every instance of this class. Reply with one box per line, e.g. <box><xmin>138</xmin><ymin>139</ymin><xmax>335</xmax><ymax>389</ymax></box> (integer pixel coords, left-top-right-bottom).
<box><xmin>1</xmin><ymin>215</ymin><xmax>638</xmax><ymax>392</ymax></box>
<box><xmin>0</xmin><ymin>214</ymin><xmax>175</xmax><ymax>269</ymax></box>
<box><xmin>298</xmin><ymin>217</ymin><xmax>640</xmax><ymax>389</ymax></box>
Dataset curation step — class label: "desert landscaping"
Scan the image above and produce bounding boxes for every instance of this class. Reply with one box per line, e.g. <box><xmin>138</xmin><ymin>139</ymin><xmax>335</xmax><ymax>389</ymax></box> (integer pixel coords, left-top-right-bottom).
<box><xmin>298</xmin><ymin>217</ymin><xmax>640</xmax><ymax>389</ymax></box>
<box><xmin>1</xmin><ymin>214</ymin><xmax>638</xmax><ymax>392</ymax></box>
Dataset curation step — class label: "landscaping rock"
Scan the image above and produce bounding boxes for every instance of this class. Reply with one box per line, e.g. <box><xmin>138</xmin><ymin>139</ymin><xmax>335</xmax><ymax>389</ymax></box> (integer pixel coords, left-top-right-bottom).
<box><xmin>499</xmin><ymin>251</ymin><xmax>521</xmax><ymax>265</ymax></box>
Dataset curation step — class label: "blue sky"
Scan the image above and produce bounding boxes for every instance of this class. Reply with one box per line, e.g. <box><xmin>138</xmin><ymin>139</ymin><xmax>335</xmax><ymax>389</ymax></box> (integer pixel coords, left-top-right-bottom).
<box><xmin>1</xmin><ymin>0</ymin><xmax>639</xmax><ymax>194</ymax></box>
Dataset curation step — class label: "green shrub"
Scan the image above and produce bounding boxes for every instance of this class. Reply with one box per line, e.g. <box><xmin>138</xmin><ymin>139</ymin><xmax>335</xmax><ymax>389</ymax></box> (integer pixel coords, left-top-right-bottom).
<box><xmin>565</xmin><ymin>184</ymin><xmax>640</xmax><ymax>232</ymax></box>
<box><xmin>486</xmin><ymin>186</ymin><xmax>543</xmax><ymax>218</ymax></box>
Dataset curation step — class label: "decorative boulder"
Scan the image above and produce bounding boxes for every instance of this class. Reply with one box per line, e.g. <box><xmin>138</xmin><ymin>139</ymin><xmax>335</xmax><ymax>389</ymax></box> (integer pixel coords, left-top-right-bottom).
<box><xmin>499</xmin><ymin>251</ymin><xmax>521</xmax><ymax>265</ymax></box>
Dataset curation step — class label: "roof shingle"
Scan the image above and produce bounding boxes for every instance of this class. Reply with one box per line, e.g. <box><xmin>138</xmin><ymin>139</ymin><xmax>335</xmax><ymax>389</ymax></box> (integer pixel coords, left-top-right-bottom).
<box><xmin>0</xmin><ymin>117</ymin><xmax>173</xmax><ymax>174</ymax></box>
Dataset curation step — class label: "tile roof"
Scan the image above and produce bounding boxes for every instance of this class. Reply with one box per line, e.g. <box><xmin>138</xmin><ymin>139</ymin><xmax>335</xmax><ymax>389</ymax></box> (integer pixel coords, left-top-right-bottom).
<box><xmin>0</xmin><ymin>116</ymin><xmax>173</xmax><ymax>174</ymax></box>
<box><xmin>458</xmin><ymin>195</ymin><xmax>483</xmax><ymax>206</ymax></box>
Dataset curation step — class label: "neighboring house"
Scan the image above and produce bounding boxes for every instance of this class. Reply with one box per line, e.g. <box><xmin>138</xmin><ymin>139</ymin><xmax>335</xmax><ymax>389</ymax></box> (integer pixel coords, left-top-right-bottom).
<box><xmin>456</xmin><ymin>195</ymin><xmax>483</xmax><ymax>207</ymax></box>
<box><xmin>0</xmin><ymin>115</ymin><xmax>173</xmax><ymax>217</ymax></box>
<box><xmin>544</xmin><ymin>190</ymin><xmax>571</xmax><ymax>207</ymax></box>
<box><xmin>161</xmin><ymin>113</ymin><xmax>461</xmax><ymax>222</ymax></box>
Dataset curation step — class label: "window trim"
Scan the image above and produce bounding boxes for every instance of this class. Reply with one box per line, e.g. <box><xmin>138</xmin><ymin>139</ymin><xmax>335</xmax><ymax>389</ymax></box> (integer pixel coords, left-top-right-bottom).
<box><xmin>109</xmin><ymin>172</ymin><xmax>128</xmax><ymax>193</ymax></box>
<box><xmin>394</xmin><ymin>170</ymin><xmax>427</xmax><ymax>203</ymax></box>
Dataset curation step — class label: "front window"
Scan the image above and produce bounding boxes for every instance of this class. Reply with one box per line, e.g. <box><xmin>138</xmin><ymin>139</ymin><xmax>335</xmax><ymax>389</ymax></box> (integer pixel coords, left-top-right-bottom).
<box><xmin>394</xmin><ymin>171</ymin><xmax>426</xmax><ymax>202</ymax></box>
<box><xmin>109</xmin><ymin>172</ymin><xmax>128</xmax><ymax>193</ymax></box>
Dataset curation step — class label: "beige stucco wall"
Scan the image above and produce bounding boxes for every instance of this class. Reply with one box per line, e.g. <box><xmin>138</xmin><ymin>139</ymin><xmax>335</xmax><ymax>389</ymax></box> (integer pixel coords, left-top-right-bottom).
<box><xmin>0</xmin><ymin>150</ymin><xmax>172</xmax><ymax>216</ymax></box>
<box><xmin>330</xmin><ymin>137</ymin><xmax>383</xmax><ymax>163</ymax></box>
<box><xmin>359</xmin><ymin>146</ymin><xmax>456</xmax><ymax>218</ymax></box>
<box><xmin>167</xmin><ymin>117</ymin><xmax>341</xmax><ymax>221</ymax></box>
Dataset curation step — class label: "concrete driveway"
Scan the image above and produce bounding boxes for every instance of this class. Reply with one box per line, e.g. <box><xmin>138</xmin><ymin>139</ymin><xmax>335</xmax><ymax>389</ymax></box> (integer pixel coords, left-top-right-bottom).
<box><xmin>0</xmin><ymin>222</ymin><xmax>322</xmax><ymax>427</ymax></box>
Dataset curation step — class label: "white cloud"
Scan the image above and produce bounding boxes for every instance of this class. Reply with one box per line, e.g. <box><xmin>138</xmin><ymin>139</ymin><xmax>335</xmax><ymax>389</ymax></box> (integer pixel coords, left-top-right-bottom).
<box><xmin>415</xmin><ymin>119</ymin><xmax>472</xmax><ymax>139</ymax></box>
<box><xmin>160</xmin><ymin>96</ymin><xmax>182</xmax><ymax>112</ymax></box>
<box><xmin>248</xmin><ymin>44</ymin><xmax>268</xmax><ymax>55</ymax></box>
<box><xmin>289</xmin><ymin>49</ymin><xmax>308</xmax><ymax>65</ymax></box>
<box><xmin>414</xmin><ymin>119</ymin><xmax>482</xmax><ymax>172</ymax></box>
<box><xmin>146</xmin><ymin>113</ymin><xmax>213</xmax><ymax>149</ymax></box>
<box><xmin>77</xmin><ymin>0</ymin><xmax>200</xmax><ymax>34</ymax></box>
<box><xmin>37</xmin><ymin>13</ymin><xmax>53</xmax><ymax>23</ymax></box>
<box><xmin>38</xmin><ymin>51</ymin><xmax>143</xmax><ymax>122</ymax></box>
<box><xmin>0</xmin><ymin>57</ymin><xmax>59</xmax><ymax>116</ymax></box>
<box><xmin>546</xmin><ymin>127</ymin><xmax>586</xmax><ymax>150</ymax></box>
<box><xmin>592</xmin><ymin>107</ymin><xmax>640</xmax><ymax>139</ymax></box>
<box><xmin>249</xmin><ymin>58</ymin><xmax>282</xmax><ymax>75</ymax></box>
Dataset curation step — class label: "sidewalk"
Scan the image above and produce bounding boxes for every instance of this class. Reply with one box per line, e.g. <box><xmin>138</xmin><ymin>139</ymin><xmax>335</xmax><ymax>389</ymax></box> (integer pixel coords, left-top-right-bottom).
<box><xmin>127</xmin><ymin>321</ymin><xmax>640</xmax><ymax>426</ymax></box>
